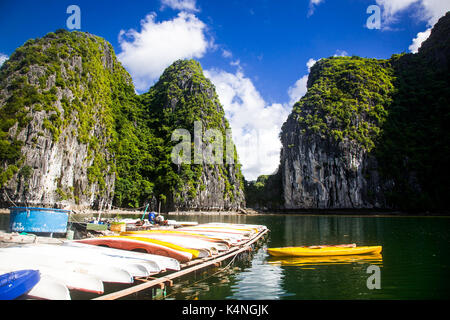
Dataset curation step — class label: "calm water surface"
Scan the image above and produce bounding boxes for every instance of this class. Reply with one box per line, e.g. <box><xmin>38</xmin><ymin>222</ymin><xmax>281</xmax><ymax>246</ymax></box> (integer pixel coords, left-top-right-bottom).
<box><xmin>1</xmin><ymin>213</ymin><xmax>449</xmax><ymax>300</ymax></box>
<box><xmin>162</xmin><ymin>214</ymin><xmax>450</xmax><ymax>300</ymax></box>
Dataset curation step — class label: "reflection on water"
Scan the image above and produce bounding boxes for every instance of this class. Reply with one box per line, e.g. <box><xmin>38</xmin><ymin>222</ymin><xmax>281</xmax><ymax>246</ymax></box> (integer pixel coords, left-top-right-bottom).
<box><xmin>161</xmin><ymin>214</ymin><xmax>450</xmax><ymax>300</ymax></box>
<box><xmin>268</xmin><ymin>253</ymin><xmax>383</xmax><ymax>267</ymax></box>
<box><xmin>228</xmin><ymin>247</ymin><xmax>294</xmax><ymax>300</ymax></box>
<box><xmin>1</xmin><ymin>213</ymin><xmax>449</xmax><ymax>299</ymax></box>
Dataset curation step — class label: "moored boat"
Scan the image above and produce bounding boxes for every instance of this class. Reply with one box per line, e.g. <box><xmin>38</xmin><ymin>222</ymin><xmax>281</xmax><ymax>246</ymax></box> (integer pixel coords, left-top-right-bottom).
<box><xmin>267</xmin><ymin>245</ymin><xmax>382</xmax><ymax>257</ymax></box>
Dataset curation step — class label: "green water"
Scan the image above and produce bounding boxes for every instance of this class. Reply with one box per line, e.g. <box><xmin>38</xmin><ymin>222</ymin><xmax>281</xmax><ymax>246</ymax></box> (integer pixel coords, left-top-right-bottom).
<box><xmin>159</xmin><ymin>214</ymin><xmax>450</xmax><ymax>300</ymax></box>
<box><xmin>1</xmin><ymin>213</ymin><xmax>449</xmax><ymax>300</ymax></box>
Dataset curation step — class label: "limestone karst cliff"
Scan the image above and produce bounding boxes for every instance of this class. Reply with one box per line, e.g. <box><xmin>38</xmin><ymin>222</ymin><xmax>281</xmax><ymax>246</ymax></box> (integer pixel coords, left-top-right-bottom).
<box><xmin>277</xmin><ymin>12</ymin><xmax>450</xmax><ymax>211</ymax></box>
<box><xmin>0</xmin><ymin>30</ymin><xmax>132</xmax><ymax>209</ymax></box>
<box><xmin>141</xmin><ymin>60</ymin><xmax>245</xmax><ymax>211</ymax></box>
<box><xmin>0</xmin><ymin>30</ymin><xmax>245</xmax><ymax>211</ymax></box>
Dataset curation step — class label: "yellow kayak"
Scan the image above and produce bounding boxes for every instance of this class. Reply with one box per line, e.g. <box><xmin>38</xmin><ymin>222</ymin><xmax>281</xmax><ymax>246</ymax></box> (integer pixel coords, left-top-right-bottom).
<box><xmin>267</xmin><ymin>245</ymin><xmax>382</xmax><ymax>257</ymax></box>
<box><xmin>101</xmin><ymin>236</ymin><xmax>206</xmax><ymax>258</ymax></box>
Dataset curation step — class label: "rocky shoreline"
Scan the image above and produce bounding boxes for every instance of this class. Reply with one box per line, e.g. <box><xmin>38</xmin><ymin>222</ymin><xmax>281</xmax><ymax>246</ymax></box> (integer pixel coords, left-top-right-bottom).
<box><xmin>2</xmin><ymin>207</ymin><xmax>448</xmax><ymax>216</ymax></box>
<box><xmin>0</xmin><ymin>207</ymin><xmax>260</xmax><ymax>216</ymax></box>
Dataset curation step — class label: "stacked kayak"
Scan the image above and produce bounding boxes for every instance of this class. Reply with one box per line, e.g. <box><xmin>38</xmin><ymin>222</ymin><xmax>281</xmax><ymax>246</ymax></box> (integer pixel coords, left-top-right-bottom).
<box><xmin>75</xmin><ymin>222</ymin><xmax>267</xmax><ymax>263</ymax></box>
<box><xmin>75</xmin><ymin>236</ymin><xmax>198</xmax><ymax>263</ymax></box>
<box><xmin>120</xmin><ymin>232</ymin><xmax>229</xmax><ymax>253</ymax></box>
<box><xmin>0</xmin><ymin>242</ymin><xmax>180</xmax><ymax>300</ymax></box>
<box><xmin>0</xmin><ymin>268</ymin><xmax>70</xmax><ymax>300</ymax></box>
<box><xmin>267</xmin><ymin>244</ymin><xmax>382</xmax><ymax>257</ymax></box>
<box><xmin>0</xmin><ymin>222</ymin><xmax>267</xmax><ymax>299</ymax></box>
<box><xmin>0</xmin><ymin>270</ymin><xmax>40</xmax><ymax>300</ymax></box>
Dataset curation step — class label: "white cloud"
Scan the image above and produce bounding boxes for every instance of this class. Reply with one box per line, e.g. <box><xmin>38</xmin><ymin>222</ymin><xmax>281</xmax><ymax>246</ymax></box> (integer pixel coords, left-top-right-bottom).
<box><xmin>287</xmin><ymin>58</ymin><xmax>320</xmax><ymax>106</ymax></box>
<box><xmin>221</xmin><ymin>49</ymin><xmax>232</xmax><ymax>58</ymax></box>
<box><xmin>160</xmin><ymin>0</ymin><xmax>199</xmax><ymax>12</ymax></box>
<box><xmin>333</xmin><ymin>49</ymin><xmax>348</xmax><ymax>57</ymax></box>
<box><xmin>408</xmin><ymin>27</ymin><xmax>432</xmax><ymax>53</ymax></box>
<box><xmin>308</xmin><ymin>0</ymin><xmax>325</xmax><ymax>16</ymax></box>
<box><xmin>376</xmin><ymin>0</ymin><xmax>420</xmax><ymax>25</ymax></box>
<box><xmin>420</xmin><ymin>0</ymin><xmax>450</xmax><ymax>26</ymax></box>
<box><xmin>306</xmin><ymin>57</ymin><xmax>318</xmax><ymax>70</ymax></box>
<box><xmin>375</xmin><ymin>0</ymin><xmax>450</xmax><ymax>52</ymax></box>
<box><xmin>0</xmin><ymin>53</ymin><xmax>8</xmax><ymax>67</ymax></box>
<box><xmin>118</xmin><ymin>12</ymin><xmax>211</xmax><ymax>91</ymax></box>
<box><xmin>205</xmin><ymin>68</ymin><xmax>290</xmax><ymax>180</ymax></box>
<box><xmin>287</xmin><ymin>75</ymin><xmax>309</xmax><ymax>107</ymax></box>
<box><xmin>230</xmin><ymin>59</ymin><xmax>241</xmax><ymax>67</ymax></box>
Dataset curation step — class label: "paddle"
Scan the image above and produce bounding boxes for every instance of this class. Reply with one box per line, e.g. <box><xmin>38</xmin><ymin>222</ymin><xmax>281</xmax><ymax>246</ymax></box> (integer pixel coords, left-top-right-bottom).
<box><xmin>141</xmin><ymin>203</ymin><xmax>149</xmax><ymax>221</ymax></box>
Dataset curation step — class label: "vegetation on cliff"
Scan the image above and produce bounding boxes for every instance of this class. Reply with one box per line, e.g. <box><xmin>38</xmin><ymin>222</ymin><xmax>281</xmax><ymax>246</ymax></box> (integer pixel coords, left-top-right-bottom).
<box><xmin>0</xmin><ymin>31</ymin><xmax>244</xmax><ymax>210</ymax></box>
<box><xmin>289</xmin><ymin>56</ymin><xmax>395</xmax><ymax>152</ymax></box>
<box><xmin>276</xmin><ymin>12</ymin><xmax>450</xmax><ymax>211</ymax></box>
<box><xmin>138</xmin><ymin>60</ymin><xmax>245</xmax><ymax>210</ymax></box>
<box><xmin>0</xmin><ymin>29</ymin><xmax>135</xmax><ymax>204</ymax></box>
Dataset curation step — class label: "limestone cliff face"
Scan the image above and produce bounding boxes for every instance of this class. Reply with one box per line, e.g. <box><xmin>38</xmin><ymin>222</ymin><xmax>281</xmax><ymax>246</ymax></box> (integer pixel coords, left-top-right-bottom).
<box><xmin>279</xmin><ymin>13</ymin><xmax>450</xmax><ymax>210</ymax></box>
<box><xmin>0</xmin><ymin>30</ymin><xmax>134</xmax><ymax>209</ymax></box>
<box><xmin>142</xmin><ymin>60</ymin><xmax>246</xmax><ymax>211</ymax></box>
<box><xmin>280</xmin><ymin>117</ymin><xmax>387</xmax><ymax>209</ymax></box>
<box><xmin>0</xmin><ymin>30</ymin><xmax>245</xmax><ymax>211</ymax></box>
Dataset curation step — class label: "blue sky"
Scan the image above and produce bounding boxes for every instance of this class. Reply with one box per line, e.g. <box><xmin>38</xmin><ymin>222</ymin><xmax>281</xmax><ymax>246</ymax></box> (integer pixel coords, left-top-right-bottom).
<box><xmin>0</xmin><ymin>0</ymin><xmax>448</xmax><ymax>180</ymax></box>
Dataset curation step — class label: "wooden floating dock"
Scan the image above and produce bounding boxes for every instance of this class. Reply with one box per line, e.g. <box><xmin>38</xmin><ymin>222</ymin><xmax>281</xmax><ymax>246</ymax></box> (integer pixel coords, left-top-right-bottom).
<box><xmin>92</xmin><ymin>227</ymin><xmax>270</xmax><ymax>300</ymax></box>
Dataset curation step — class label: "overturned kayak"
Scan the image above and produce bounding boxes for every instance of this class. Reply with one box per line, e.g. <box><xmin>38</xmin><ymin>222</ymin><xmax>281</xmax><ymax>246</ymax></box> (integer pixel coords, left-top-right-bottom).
<box><xmin>0</xmin><ymin>244</ymin><xmax>150</xmax><ymax>277</ymax></box>
<box><xmin>267</xmin><ymin>245</ymin><xmax>382</xmax><ymax>257</ymax></box>
<box><xmin>26</xmin><ymin>275</ymin><xmax>71</xmax><ymax>300</ymax></box>
<box><xmin>120</xmin><ymin>232</ymin><xmax>229</xmax><ymax>252</ymax></box>
<box><xmin>63</xmin><ymin>241</ymin><xmax>180</xmax><ymax>272</ymax></box>
<box><xmin>123</xmin><ymin>230</ymin><xmax>233</xmax><ymax>247</ymax></box>
<box><xmin>76</xmin><ymin>237</ymin><xmax>194</xmax><ymax>263</ymax></box>
<box><xmin>103</xmin><ymin>236</ymin><xmax>210</xmax><ymax>258</ymax></box>
<box><xmin>0</xmin><ymin>248</ymin><xmax>134</xmax><ymax>285</ymax></box>
<box><xmin>0</xmin><ymin>270</ymin><xmax>40</xmax><ymax>300</ymax></box>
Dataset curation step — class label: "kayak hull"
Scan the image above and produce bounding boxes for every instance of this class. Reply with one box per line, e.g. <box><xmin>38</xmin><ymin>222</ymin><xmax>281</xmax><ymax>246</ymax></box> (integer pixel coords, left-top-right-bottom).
<box><xmin>0</xmin><ymin>270</ymin><xmax>40</xmax><ymax>300</ymax></box>
<box><xmin>76</xmin><ymin>237</ymin><xmax>193</xmax><ymax>263</ymax></box>
<box><xmin>63</xmin><ymin>241</ymin><xmax>181</xmax><ymax>271</ymax></box>
<box><xmin>267</xmin><ymin>246</ymin><xmax>382</xmax><ymax>257</ymax></box>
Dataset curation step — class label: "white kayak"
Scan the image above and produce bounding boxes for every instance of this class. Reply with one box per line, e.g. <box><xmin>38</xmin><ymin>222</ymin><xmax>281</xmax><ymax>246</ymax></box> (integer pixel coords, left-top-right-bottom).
<box><xmin>55</xmin><ymin>243</ymin><xmax>162</xmax><ymax>274</ymax></box>
<box><xmin>0</xmin><ymin>245</ymin><xmax>153</xmax><ymax>277</ymax></box>
<box><xmin>0</xmin><ymin>248</ymin><xmax>134</xmax><ymax>284</ymax></box>
<box><xmin>124</xmin><ymin>233</ymin><xmax>228</xmax><ymax>253</ymax></box>
<box><xmin>180</xmin><ymin>226</ymin><xmax>253</xmax><ymax>237</ymax></box>
<box><xmin>63</xmin><ymin>241</ymin><xmax>181</xmax><ymax>271</ymax></box>
<box><xmin>176</xmin><ymin>229</ymin><xmax>246</xmax><ymax>244</ymax></box>
<box><xmin>204</xmin><ymin>222</ymin><xmax>267</xmax><ymax>232</ymax></box>
<box><xmin>0</xmin><ymin>254</ymin><xmax>104</xmax><ymax>294</ymax></box>
<box><xmin>29</xmin><ymin>275</ymin><xmax>72</xmax><ymax>300</ymax></box>
<box><xmin>0</xmin><ymin>267</ymin><xmax>71</xmax><ymax>300</ymax></box>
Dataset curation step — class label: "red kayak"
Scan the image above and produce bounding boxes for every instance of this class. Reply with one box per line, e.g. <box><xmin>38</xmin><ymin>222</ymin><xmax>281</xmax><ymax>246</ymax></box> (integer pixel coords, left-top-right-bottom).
<box><xmin>75</xmin><ymin>237</ymin><xmax>193</xmax><ymax>263</ymax></box>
